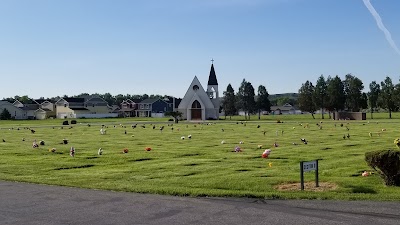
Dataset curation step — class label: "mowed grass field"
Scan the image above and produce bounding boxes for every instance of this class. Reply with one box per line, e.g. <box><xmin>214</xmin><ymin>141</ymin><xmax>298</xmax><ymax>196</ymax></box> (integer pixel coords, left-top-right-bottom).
<box><xmin>1</xmin><ymin>114</ymin><xmax>400</xmax><ymax>201</ymax></box>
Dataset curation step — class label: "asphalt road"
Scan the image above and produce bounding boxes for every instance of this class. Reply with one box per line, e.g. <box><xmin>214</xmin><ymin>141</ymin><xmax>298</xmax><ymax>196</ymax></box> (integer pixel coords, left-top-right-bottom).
<box><xmin>0</xmin><ymin>181</ymin><xmax>399</xmax><ymax>225</ymax></box>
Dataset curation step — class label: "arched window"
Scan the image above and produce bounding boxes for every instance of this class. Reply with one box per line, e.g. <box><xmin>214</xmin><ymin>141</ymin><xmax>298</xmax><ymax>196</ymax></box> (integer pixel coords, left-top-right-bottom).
<box><xmin>191</xmin><ymin>100</ymin><xmax>201</xmax><ymax>109</ymax></box>
<box><xmin>193</xmin><ymin>85</ymin><xmax>199</xmax><ymax>91</ymax></box>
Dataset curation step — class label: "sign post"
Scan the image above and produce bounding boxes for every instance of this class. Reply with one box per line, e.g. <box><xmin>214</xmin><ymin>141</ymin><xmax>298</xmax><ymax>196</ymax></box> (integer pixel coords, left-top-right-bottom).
<box><xmin>300</xmin><ymin>160</ymin><xmax>319</xmax><ymax>190</ymax></box>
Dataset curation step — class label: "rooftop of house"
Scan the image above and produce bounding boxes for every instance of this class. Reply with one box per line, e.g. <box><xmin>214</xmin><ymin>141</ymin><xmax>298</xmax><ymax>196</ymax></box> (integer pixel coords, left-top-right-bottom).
<box><xmin>63</xmin><ymin>98</ymin><xmax>85</xmax><ymax>103</ymax></box>
<box><xmin>139</xmin><ymin>98</ymin><xmax>160</xmax><ymax>104</ymax></box>
<box><xmin>34</xmin><ymin>99</ymin><xmax>53</xmax><ymax>104</ymax></box>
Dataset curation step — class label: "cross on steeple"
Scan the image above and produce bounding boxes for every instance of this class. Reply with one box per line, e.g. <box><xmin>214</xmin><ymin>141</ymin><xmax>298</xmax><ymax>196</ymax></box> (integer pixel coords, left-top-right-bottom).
<box><xmin>211</xmin><ymin>58</ymin><xmax>214</xmax><ymax>64</ymax></box>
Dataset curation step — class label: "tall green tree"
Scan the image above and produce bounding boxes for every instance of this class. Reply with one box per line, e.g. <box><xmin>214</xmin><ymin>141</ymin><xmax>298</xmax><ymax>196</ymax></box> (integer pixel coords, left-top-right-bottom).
<box><xmin>326</xmin><ymin>75</ymin><xmax>346</xmax><ymax>113</ymax></box>
<box><xmin>256</xmin><ymin>85</ymin><xmax>271</xmax><ymax>119</ymax></box>
<box><xmin>379</xmin><ymin>76</ymin><xmax>396</xmax><ymax>119</ymax></box>
<box><xmin>0</xmin><ymin>108</ymin><xmax>11</xmax><ymax>120</ymax></box>
<box><xmin>360</xmin><ymin>93</ymin><xmax>368</xmax><ymax>110</ymax></box>
<box><xmin>367</xmin><ymin>81</ymin><xmax>380</xmax><ymax>119</ymax></box>
<box><xmin>276</xmin><ymin>97</ymin><xmax>290</xmax><ymax>106</ymax></box>
<box><xmin>14</xmin><ymin>95</ymin><xmax>30</xmax><ymax>104</ymax></box>
<box><xmin>237</xmin><ymin>79</ymin><xmax>256</xmax><ymax>120</ymax></box>
<box><xmin>313</xmin><ymin>75</ymin><xmax>327</xmax><ymax>119</ymax></box>
<box><xmin>343</xmin><ymin>74</ymin><xmax>364</xmax><ymax>111</ymax></box>
<box><xmin>298</xmin><ymin>80</ymin><xmax>316</xmax><ymax>119</ymax></box>
<box><xmin>2</xmin><ymin>97</ymin><xmax>15</xmax><ymax>103</ymax></box>
<box><xmin>222</xmin><ymin>84</ymin><xmax>237</xmax><ymax>119</ymax></box>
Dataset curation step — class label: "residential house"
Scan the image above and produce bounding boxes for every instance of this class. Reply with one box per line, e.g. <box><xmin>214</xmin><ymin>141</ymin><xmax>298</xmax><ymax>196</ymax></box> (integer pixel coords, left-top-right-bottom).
<box><xmin>120</xmin><ymin>99</ymin><xmax>141</xmax><ymax>117</ymax></box>
<box><xmin>270</xmin><ymin>103</ymin><xmax>299</xmax><ymax>115</ymax></box>
<box><xmin>163</xmin><ymin>97</ymin><xmax>182</xmax><ymax>112</ymax></box>
<box><xmin>55</xmin><ymin>95</ymin><xmax>118</xmax><ymax>119</ymax></box>
<box><xmin>136</xmin><ymin>98</ymin><xmax>169</xmax><ymax>117</ymax></box>
<box><xmin>0</xmin><ymin>101</ymin><xmax>27</xmax><ymax>119</ymax></box>
<box><xmin>13</xmin><ymin>99</ymin><xmax>42</xmax><ymax>119</ymax></box>
<box><xmin>34</xmin><ymin>99</ymin><xmax>56</xmax><ymax>119</ymax></box>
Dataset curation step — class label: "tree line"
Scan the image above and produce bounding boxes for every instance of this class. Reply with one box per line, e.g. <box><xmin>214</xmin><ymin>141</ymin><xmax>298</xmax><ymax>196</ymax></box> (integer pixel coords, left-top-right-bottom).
<box><xmin>298</xmin><ymin>74</ymin><xmax>398</xmax><ymax>119</ymax></box>
<box><xmin>221</xmin><ymin>79</ymin><xmax>272</xmax><ymax>120</ymax></box>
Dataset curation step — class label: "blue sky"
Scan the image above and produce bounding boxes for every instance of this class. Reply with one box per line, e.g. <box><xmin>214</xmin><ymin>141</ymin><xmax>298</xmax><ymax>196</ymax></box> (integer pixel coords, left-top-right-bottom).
<box><xmin>0</xmin><ymin>0</ymin><xmax>399</xmax><ymax>99</ymax></box>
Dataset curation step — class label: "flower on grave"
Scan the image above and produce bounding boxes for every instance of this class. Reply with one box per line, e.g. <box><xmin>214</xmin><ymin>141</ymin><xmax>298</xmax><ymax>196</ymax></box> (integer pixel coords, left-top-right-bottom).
<box><xmin>70</xmin><ymin>147</ymin><xmax>75</xmax><ymax>157</ymax></box>
<box><xmin>258</xmin><ymin>145</ymin><xmax>263</xmax><ymax>149</ymax></box>
<box><xmin>123</xmin><ymin>148</ymin><xmax>129</xmax><ymax>154</ymax></box>
<box><xmin>49</xmin><ymin>148</ymin><xmax>56</xmax><ymax>153</ymax></box>
<box><xmin>221</xmin><ymin>140</ymin><xmax>225</xmax><ymax>144</ymax></box>
<box><xmin>234</xmin><ymin>146</ymin><xmax>242</xmax><ymax>152</ymax></box>
<box><xmin>394</xmin><ymin>138</ymin><xmax>400</xmax><ymax>148</ymax></box>
<box><xmin>273</xmin><ymin>142</ymin><xmax>279</xmax><ymax>147</ymax></box>
<box><xmin>369</xmin><ymin>132</ymin><xmax>372</xmax><ymax>137</ymax></box>
<box><xmin>268</xmin><ymin>162</ymin><xmax>273</xmax><ymax>168</ymax></box>
<box><xmin>262</xmin><ymin>149</ymin><xmax>271</xmax><ymax>158</ymax></box>
<box><xmin>239</xmin><ymin>141</ymin><xmax>244</xmax><ymax>144</ymax></box>
<box><xmin>362</xmin><ymin>171</ymin><xmax>369</xmax><ymax>177</ymax></box>
<box><xmin>98</xmin><ymin>148</ymin><xmax>103</xmax><ymax>155</ymax></box>
<box><xmin>145</xmin><ymin>147</ymin><xmax>151</xmax><ymax>151</ymax></box>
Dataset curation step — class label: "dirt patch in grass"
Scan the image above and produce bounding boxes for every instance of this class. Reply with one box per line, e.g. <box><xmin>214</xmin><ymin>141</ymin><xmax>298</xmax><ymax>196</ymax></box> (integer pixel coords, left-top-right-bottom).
<box><xmin>275</xmin><ymin>182</ymin><xmax>338</xmax><ymax>192</ymax></box>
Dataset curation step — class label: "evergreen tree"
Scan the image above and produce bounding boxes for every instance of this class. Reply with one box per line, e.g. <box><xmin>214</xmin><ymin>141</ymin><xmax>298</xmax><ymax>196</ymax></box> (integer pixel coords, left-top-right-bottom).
<box><xmin>298</xmin><ymin>81</ymin><xmax>316</xmax><ymax>119</ymax></box>
<box><xmin>367</xmin><ymin>81</ymin><xmax>380</xmax><ymax>119</ymax></box>
<box><xmin>313</xmin><ymin>75</ymin><xmax>327</xmax><ymax>119</ymax></box>
<box><xmin>0</xmin><ymin>108</ymin><xmax>12</xmax><ymax>120</ymax></box>
<box><xmin>326</xmin><ymin>75</ymin><xmax>346</xmax><ymax>113</ymax></box>
<box><xmin>256</xmin><ymin>85</ymin><xmax>271</xmax><ymax>119</ymax></box>
<box><xmin>379</xmin><ymin>76</ymin><xmax>396</xmax><ymax>119</ymax></box>
<box><xmin>237</xmin><ymin>79</ymin><xmax>256</xmax><ymax>120</ymax></box>
<box><xmin>222</xmin><ymin>84</ymin><xmax>236</xmax><ymax>119</ymax></box>
<box><xmin>343</xmin><ymin>74</ymin><xmax>364</xmax><ymax>111</ymax></box>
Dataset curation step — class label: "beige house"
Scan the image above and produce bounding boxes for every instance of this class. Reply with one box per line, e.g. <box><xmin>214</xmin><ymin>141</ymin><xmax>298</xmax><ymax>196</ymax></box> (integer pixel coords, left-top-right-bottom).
<box><xmin>35</xmin><ymin>99</ymin><xmax>56</xmax><ymax>118</ymax></box>
<box><xmin>12</xmin><ymin>99</ymin><xmax>56</xmax><ymax>120</ymax></box>
<box><xmin>0</xmin><ymin>101</ymin><xmax>27</xmax><ymax>119</ymax></box>
<box><xmin>55</xmin><ymin>95</ymin><xmax>117</xmax><ymax>119</ymax></box>
<box><xmin>270</xmin><ymin>103</ymin><xmax>298</xmax><ymax>115</ymax></box>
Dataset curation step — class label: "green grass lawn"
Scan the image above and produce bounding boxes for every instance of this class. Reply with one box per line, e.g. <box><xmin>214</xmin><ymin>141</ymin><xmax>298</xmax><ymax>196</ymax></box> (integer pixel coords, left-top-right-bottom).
<box><xmin>1</xmin><ymin>114</ymin><xmax>400</xmax><ymax>201</ymax></box>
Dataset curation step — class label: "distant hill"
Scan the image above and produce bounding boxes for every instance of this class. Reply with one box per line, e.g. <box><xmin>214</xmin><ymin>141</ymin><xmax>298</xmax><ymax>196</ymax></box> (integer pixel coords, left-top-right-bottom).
<box><xmin>269</xmin><ymin>93</ymin><xmax>298</xmax><ymax>100</ymax></box>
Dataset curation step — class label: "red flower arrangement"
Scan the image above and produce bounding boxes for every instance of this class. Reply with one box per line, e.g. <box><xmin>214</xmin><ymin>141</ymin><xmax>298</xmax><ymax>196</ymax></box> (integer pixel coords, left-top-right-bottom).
<box><xmin>123</xmin><ymin>148</ymin><xmax>129</xmax><ymax>153</ymax></box>
<box><xmin>145</xmin><ymin>147</ymin><xmax>152</xmax><ymax>151</ymax></box>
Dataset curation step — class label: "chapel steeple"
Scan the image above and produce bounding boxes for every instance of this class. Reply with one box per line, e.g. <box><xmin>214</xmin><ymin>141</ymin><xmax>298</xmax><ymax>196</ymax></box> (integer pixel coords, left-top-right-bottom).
<box><xmin>206</xmin><ymin>60</ymin><xmax>219</xmax><ymax>120</ymax></box>
<box><xmin>207</xmin><ymin>60</ymin><xmax>218</xmax><ymax>85</ymax></box>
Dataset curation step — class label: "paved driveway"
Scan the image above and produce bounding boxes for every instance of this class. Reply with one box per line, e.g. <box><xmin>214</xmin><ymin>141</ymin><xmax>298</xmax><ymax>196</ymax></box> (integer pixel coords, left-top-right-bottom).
<box><xmin>1</xmin><ymin>181</ymin><xmax>399</xmax><ymax>225</ymax></box>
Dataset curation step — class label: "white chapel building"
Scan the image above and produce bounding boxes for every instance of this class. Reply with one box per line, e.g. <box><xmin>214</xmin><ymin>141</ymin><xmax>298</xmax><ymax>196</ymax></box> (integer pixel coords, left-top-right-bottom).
<box><xmin>177</xmin><ymin>63</ymin><xmax>220</xmax><ymax>120</ymax></box>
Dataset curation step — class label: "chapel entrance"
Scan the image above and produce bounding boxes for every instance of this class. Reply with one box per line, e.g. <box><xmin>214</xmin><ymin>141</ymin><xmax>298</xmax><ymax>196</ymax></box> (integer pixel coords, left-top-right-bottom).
<box><xmin>191</xmin><ymin>100</ymin><xmax>202</xmax><ymax>120</ymax></box>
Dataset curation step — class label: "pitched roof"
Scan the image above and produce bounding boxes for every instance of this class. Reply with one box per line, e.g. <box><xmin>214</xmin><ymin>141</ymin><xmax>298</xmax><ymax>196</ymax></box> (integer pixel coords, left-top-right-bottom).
<box><xmin>34</xmin><ymin>99</ymin><xmax>53</xmax><ymax>104</ymax></box>
<box><xmin>63</xmin><ymin>98</ymin><xmax>85</xmax><ymax>103</ymax></box>
<box><xmin>139</xmin><ymin>98</ymin><xmax>159</xmax><ymax>104</ymax></box>
<box><xmin>207</xmin><ymin>64</ymin><xmax>218</xmax><ymax>85</ymax></box>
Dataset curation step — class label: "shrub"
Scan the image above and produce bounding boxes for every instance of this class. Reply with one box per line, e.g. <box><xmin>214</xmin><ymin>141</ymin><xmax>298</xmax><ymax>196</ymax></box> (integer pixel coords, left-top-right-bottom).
<box><xmin>62</xmin><ymin>121</ymin><xmax>69</xmax><ymax>125</ymax></box>
<box><xmin>71</xmin><ymin>120</ymin><xmax>77</xmax><ymax>124</ymax></box>
<box><xmin>365</xmin><ymin>150</ymin><xmax>400</xmax><ymax>186</ymax></box>
<box><xmin>0</xmin><ymin>108</ymin><xmax>11</xmax><ymax>120</ymax></box>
